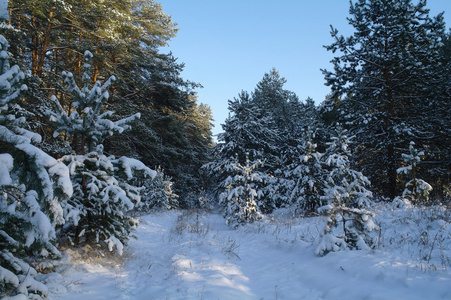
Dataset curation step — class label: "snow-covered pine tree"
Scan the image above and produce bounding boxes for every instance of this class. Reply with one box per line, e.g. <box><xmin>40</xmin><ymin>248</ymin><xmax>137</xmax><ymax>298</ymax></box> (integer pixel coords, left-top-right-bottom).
<box><xmin>316</xmin><ymin>127</ymin><xmax>377</xmax><ymax>256</ymax></box>
<box><xmin>0</xmin><ymin>2</ymin><xmax>74</xmax><ymax>297</ymax></box>
<box><xmin>46</xmin><ymin>51</ymin><xmax>155</xmax><ymax>255</ymax></box>
<box><xmin>206</xmin><ymin>71</ymin><xmax>321</xmax><ymax>213</ymax></box>
<box><xmin>204</xmin><ymin>91</ymin><xmax>273</xmax><ymax>208</ymax></box>
<box><xmin>268</xmin><ymin>98</ymin><xmax>324</xmax><ymax>214</ymax></box>
<box><xmin>220</xmin><ymin>155</ymin><xmax>263</xmax><ymax>229</ymax></box>
<box><xmin>322</xmin><ymin>0</ymin><xmax>449</xmax><ymax>199</ymax></box>
<box><xmin>287</xmin><ymin>128</ymin><xmax>324</xmax><ymax>214</ymax></box>
<box><xmin>261</xmin><ymin>173</ymin><xmax>292</xmax><ymax>211</ymax></box>
<box><xmin>135</xmin><ymin>167</ymin><xmax>179</xmax><ymax>211</ymax></box>
<box><xmin>251</xmin><ymin>68</ymin><xmax>299</xmax><ymax>177</ymax></box>
<box><xmin>252</xmin><ymin>68</ymin><xmax>296</xmax><ymax>138</ymax></box>
<box><xmin>396</xmin><ymin>141</ymin><xmax>432</xmax><ymax>205</ymax></box>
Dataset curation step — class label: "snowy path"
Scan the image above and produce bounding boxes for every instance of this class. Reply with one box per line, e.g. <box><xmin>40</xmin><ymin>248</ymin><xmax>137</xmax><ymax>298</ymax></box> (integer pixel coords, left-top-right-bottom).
<box><xmin>48</xmin><ymin>210</ymin><xmax>451</xmax><ymax>299</ymax></box>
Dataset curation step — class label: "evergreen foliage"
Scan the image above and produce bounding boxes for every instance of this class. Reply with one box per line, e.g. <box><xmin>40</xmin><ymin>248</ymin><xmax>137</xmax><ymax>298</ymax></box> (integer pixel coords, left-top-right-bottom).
<box><xmin>316</xmin><ymin>127</ymin><xmax>377</xmax><ymax>256</ymax></box>
<box><xmin>220</xmin><ymin>155</ymin><xmax>263</xmax><ymax>229</ymax></box>
<box><xmin>286</xmin><ymin>128</ymin><xmax>325</xmax><ymax>214</ymax></box>
<box><xmin>207</xmin><ymin>69</ymin><xmax>319</xmax><ymax>215</ymax></box>
<box><xmin>0</xmin><ymin>9</ymin><xmax>73</xmax><ymax>297</ymax></box>
<box><xmin>205</xmin><ymin>91</ymin><xmax>273</xmax><ymax>205</ymax></box>
<box><xmin>396</xmin><ymin>141</ymin><xmax>433</xmax><ymax>205</ymax></box>
<box><xmin>46</xmin><ymin>51</ymin><xmax>155</xmax><ymax>254</ymax></box>
<box><xmin>136</xmin><ymin>167</ymin><xmax>179</xmax><ymax>211</ymax></box>
<box><xmin>3</xmin><ymin>0</ymin><xmax>214</xmax><ymax>202</ymax></box>
<box><xmin>2</xmin><ymin>0</ymin><xmax>451</xmax><ymax>274</ymax></box>
<box><xmin>47</xmin><ymin>51</ymin><xmax>140</xmax><ymax>154</ymax></box>
<box><xmin>321</xmin><ymin>0</ymin><xmax>450</xmax><ymax>199</ymax></box>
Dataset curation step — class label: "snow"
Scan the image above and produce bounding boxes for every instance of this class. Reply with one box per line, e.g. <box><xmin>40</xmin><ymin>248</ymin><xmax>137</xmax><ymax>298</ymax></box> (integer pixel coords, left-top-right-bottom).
<box><xmin>1</xmin><ymin>250</ymin><xmax>38</xmax><ymax>277</ymax></box>
<box><xmin>105</xmin><ymin>236</ymin><xmax>124</xmax><ymax>256</ymax></box>
<box><xmin>46</xmin><ymin>206</ymin><xmax>451</xmax><ymax>300</ymax></box>
<box><xmin>0</xmin><ymin>0</ymin><xmax>7</xmax><ymax>20</ymax></box>
<box><xmin>115</xmin><ymin>156</ymin><xmax>157</xmax><ymax>180</ymax></box>
<box><xmin>316</xmin><ymin>233</ymin><xmax>347</xmax><ymax>256</ymax></box>
<box><xmin>16</xmin><ymin>142</ymin><xmax>74</xmax><ymax>200</ymax></box>
<box><xmin>0</xmin><ymin>152</ymin><xmax>13</xmax><ymax>186</ymax></box>
<box><xmin>17</xmin><ymin>274</ymin><xmax>49</xmax><ymax>297</ymax></box>
<box><xmin>1</xmin><ymin>295</ymin><xmax>27</xmax><ymax>300</ymax></box>
<box><xmin>0</xmin><ymin>265</ymin><xmax>19</xmax><ymax>287</ymax></box>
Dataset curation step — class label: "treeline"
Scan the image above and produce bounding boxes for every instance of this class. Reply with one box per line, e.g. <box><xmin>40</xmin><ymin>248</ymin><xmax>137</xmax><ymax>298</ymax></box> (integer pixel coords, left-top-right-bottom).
<box><xmin>206</xmin><ymin>0</ymin><xmax>451</xmax><ymax>227</ymax></box>
<box><xmin>1</xmin><ymin>0</ymin><xmax>451</xmax><ymax>296</ymax></box>
<box><xmin>1</xmin><ymin>1</ymin><xmax>213</xmax><ymax>297</ymax></box>
<box><xmin>3</xmin><ymin>0</ymin><xmax>214</xmax><ymax>204</ymax></box>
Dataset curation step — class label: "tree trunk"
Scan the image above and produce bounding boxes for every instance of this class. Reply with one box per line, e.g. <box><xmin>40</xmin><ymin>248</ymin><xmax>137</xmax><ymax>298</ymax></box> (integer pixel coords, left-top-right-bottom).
<box><xmin>384</xmin><ymin>55</ymin><xmax>397</xmax><ymax>199</ymax></box>
<box><xmin>93</xmin><ymin>20</ymin><xmax>101</xmax><ymax>82</ymax></box>
<box><xmin>37</xmin><ymin>7</ymin><xmax>54</xmax><ymax>77</ymax></box>
<box><xmin>76</xmin><ymin>32</ymin><xmax>83</xmax><ymax>77</ymax></box>
<box><xmin>31</xmin><ymin>13</ymin><xmax>38</xmax><ymax>76</ymax></box>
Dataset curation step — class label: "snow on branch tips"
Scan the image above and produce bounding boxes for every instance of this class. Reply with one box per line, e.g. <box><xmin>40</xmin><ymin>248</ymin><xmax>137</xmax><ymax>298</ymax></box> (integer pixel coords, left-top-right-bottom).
<box><xmin>47</xmin><ymin>51</ymin><xmax>123</xmax><ymax>152</ymax></box>
<box><xmin>395</xmin><ymin>141</ymin><xmax>432</xmax><ymax>206</ymax></box>
<box><xmin>0</xmin><ymin>28</ymin><xmax>74</xmax><ymax>298</ymax></box>
<box><xmin>316</xmin><ymin>127</ymin><xmax>377</xmax><ymax>256</ymax></box>
<box><xmin>45</xmin><ymin>49</ymin><xmax>155</xmax><ymax>255</ymax></box>
<box><xmin>220</xmin><ymin>155</ymin><xmax>263</xmax><ymax>229</ymax></box>
<box><xmin>0</xmin><ymin>0</ymin><xmax>7</xmax><ymax>21</ymax></box>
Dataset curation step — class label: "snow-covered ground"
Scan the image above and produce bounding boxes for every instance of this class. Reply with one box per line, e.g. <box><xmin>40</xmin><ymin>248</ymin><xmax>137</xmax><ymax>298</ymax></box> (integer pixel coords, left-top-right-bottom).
<box><xmin>45</xmin><ymin>206</ymin><xmax>451</xmax><ymax>299</ymax></box>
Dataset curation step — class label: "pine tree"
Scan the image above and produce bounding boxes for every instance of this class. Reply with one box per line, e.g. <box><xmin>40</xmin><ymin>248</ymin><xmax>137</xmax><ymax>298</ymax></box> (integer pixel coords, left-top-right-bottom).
<box><xmin>103</xmin><ymin>53</ymin><xmax>210</xmax><ymax>203</ymax></box>
<box><xmin>46</xmin><ymin>51</ymin><xmax>155</xmax><ymax>254</ymax></box>
<box><xmin>252</xmin><ymin>68</ymin><xmax>299</xmax><ymax>171</ymax></box>
<box><xmin>220</xmin><ymin>155</ymin><xmax>263</xmax><ymax>229</ymax></box>
<box><xmin>252</xmin><ymin>68</ymin><xmax>299</xmax><ymax>135</ymax></box>
<box><xmin>205</xmin><ymin>91</ymin><xmax>276</xmax><ymax>203</ymax></box>
<box><xmin>136</xmin><ymin>167</ymin><xmax>179</xmax><ymax>211</ymax></box>
<box><xmin>0</xmin><ymin>3</ymin><xmax>73</xmax><ymax>297</ymax></box>
<box><xmin>207</xmin><ymin>70</ymin><xmax>307</xmax><ymax>212</ymax></box>
<box><xmin>322</xmin><ymin>0</ymin><xmax>450</xmax><ymax>199</ymax></box>
<box><xmin>5</xmin><ymin>0</ymin><xmax>177</xmax><ymax>79</ymax></box>
<box><xmin>287</xmin><ymin>128</ymin><xmax>324</xmax><ymax>214</ymax></box>
<box><xmin>5</xmin><ymin>0</ymin><xmax>213</xmax><ymax>203</ymax></box>
<box><xmin>316</xmin><ymin>127</ymin><xmax>377</xmax><ymax>256</ymax></box>
<box><xmin>266</xmin><ymin>98</ymin><xmax>324</xmax><ymax>214</ymax></box>
<box><xmin>396</xmin><ymin>141</ymin><xmax>432</xmax><ymax>205</ymax></box>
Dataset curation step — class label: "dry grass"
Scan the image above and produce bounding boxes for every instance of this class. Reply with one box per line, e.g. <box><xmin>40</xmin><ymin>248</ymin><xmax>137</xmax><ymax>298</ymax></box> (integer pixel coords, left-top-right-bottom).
<box><xmin>62</xmin><ymin>244</ymin><xmax>132</xmax><ymax>267</ymax></box>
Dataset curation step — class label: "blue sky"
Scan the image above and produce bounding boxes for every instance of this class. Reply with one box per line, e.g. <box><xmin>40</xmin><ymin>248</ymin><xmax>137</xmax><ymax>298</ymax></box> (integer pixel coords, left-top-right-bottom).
<box><xmin>159</xmin><ymin>0</ymin><xmax>451</xmax><ymax>138</ymax></box>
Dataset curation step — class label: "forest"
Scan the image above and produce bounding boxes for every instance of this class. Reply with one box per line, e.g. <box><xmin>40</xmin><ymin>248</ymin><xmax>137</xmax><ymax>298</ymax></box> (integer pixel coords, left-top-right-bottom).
<box><xmin>0</xmin><ymin>0</ymin><xmax>450</xmax><ymax>299</ymax></box>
